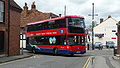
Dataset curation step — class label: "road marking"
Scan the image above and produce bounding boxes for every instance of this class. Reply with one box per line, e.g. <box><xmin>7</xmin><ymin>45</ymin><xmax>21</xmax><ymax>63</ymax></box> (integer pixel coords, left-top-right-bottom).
<box><xmin>83</xmin><ymin>56</ymin><xmax>94</xmax><ymax>68</ymax></box>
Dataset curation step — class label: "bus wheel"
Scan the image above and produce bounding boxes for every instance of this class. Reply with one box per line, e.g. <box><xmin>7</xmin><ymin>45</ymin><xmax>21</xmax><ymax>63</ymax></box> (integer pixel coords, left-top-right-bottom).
<box><xmin>53</xmin><ymin>48</ymin><xmax>58</xmax><ymax>55</ymax></box>
<box><xmin>32</xmin><ymin>47</ymin><xmax>37</xmax><ymax>54</ymax></box>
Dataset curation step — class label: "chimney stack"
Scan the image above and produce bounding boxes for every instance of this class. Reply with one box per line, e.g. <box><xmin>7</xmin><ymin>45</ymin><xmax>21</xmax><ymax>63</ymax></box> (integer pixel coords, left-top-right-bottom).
<box><xmin>22</xmin><ymin>3</ymin><xmax>28</xmax><ymax>17</ymax></box>
<box><xmin>100</xmin><ymin>18</ymin><xmax>104</xmax><ymax>23</ymax></box>
<box><xmin>59</xmin><ymin>14</ymin><xmax>62</xmax><ymax>17</ymax></box>
<box><xmin>23</xmin><ymin>3</ymin><xmax>28</xmax><ymax>10</ymax></box>
<box><xmin>108</xmin><ymin>15</ymin><xmax>112</xmax><ymax>18</ymax></box>
<box><xmin>31</xmin><ymin>1</ymin><xmax>36</xmax><ymax>10</ymax></box>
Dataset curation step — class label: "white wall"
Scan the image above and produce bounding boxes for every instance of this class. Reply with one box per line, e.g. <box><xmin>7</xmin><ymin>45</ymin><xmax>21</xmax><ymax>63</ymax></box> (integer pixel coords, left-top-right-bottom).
<box><xmin>93</xmin><ymin>18</ymin><xmax>118</xmax><ymax>46</ymax></box>
<box><xmin>20</xmin><ymin>34</ymin><xmax>26</xmax><ymax>48</ymax></box>
<box><xmin>20</xmin><ymin>40</ymin><xmax>26</xmax><ymax>48</ymax></box>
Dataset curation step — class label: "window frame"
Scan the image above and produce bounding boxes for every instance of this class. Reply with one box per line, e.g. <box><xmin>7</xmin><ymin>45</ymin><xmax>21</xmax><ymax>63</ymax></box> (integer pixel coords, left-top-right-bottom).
<box><xmin>68</xmin><ymin>17</ymin><xmax>85</xmax><ymax>28</ymax></box>
<box><xmin>0</xmin><ymin>1</ymin><xmax>5</xmax><ymax>23</ymax></box>
<box><xmin>28</xmin><ymin>35</ymin><xmax>66</xmax><ymax>45</ymax></box>
<box><xmin>27</xmin><ymin>18</ymin><xmax>66</xmax><ymax>32</ymax></box>
<box><xmin>68</xmin><ymin>35</ymin><xmax>85</xmax><ymax>46</ymax></box>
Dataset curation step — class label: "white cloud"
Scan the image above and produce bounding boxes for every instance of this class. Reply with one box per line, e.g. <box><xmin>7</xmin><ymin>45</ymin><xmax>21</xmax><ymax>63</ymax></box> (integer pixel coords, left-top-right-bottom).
<box><xmin>14</xmin><ymin>0</ymin><xmax>120</xmax><ymax>27</ymax></box>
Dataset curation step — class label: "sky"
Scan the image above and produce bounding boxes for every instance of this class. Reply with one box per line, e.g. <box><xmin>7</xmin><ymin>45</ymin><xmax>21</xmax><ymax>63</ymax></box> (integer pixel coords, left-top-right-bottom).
<box><xmin>14</xmin><ymin>0</ymin><xmax>120</xmax><ymax>27</ymax></box>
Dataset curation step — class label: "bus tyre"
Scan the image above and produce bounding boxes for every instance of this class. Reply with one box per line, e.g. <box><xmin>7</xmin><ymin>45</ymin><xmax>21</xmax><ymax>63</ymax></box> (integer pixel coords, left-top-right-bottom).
<box><xmin>32</xmin><ymin>47</ymin><xmax>37</xmax><ymax>54</ymax></box>
<box><xmin>53</xmin><ymin>48</ymin><xmax>58</xmax><ymax>55</ymax></box>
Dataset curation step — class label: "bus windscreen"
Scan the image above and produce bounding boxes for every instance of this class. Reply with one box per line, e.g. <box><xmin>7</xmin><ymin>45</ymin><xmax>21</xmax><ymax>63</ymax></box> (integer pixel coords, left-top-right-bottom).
<box><xmin>68</xmin><ymin>17</ymin><xmax>85</xmax><ymax>33</ymax></box>
<box><xmin>68</xmin><ymin>17</ymin><xmax>85</xmax><ymax>28</ymax></box>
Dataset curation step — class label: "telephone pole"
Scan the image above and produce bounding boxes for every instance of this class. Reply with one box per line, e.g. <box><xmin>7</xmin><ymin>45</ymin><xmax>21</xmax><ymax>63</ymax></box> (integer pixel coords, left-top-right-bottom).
<box><xmin>88</xmin><ymin>3</ymin><xmax>98</xmax><ymax>50</ymax></box>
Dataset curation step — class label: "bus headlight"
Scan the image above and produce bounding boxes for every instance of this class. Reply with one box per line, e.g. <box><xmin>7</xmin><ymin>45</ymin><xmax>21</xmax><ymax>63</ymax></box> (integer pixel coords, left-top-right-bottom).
<box><xmin>67</xmin><ymin>46</ymin><xmax>70</xmax><ymax>49</ymax></box>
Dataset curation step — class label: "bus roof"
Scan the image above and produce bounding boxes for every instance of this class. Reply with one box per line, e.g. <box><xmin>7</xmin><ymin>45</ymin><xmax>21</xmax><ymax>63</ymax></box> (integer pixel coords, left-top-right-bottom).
<box><xmin>27</xmin><ymin>15</ymin><xmax>84</xmax><ymax>25</ymax></box>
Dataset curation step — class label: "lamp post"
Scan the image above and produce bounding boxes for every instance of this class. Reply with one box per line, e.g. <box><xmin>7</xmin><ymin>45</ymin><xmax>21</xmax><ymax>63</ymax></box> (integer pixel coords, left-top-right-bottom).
<box><xmin>88</xmin><ymin>3</ymin><xmax>98</xmax><ymax>50</ymax></box>
<box><xmin>92</xmin><ymin>20</ymin><xmax>94</xmax><ymax>50</ymax></box>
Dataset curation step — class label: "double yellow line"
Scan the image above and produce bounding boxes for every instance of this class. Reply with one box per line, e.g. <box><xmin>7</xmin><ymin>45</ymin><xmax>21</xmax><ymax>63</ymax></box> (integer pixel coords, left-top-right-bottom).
<box><xmin>83</xmin><ymin>56</ymin><xmax>94</xmax><ymax>68</ymax></box>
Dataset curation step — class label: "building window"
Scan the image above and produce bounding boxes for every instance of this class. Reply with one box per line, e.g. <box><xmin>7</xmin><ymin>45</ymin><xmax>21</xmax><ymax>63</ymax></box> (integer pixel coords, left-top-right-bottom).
<box><xmin>0</xmin><ymin>1</ymin><xmax>4</xmax><ymax>23</ymax></box>
<box><xmin>112</xmin><ymin>30</ymin><xmax>116</xmax><ymax>32</ymax></box>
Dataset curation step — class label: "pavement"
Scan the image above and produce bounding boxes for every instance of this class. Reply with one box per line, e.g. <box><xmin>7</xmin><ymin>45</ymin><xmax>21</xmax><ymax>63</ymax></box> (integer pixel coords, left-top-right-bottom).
<box><xmin>92</xmin><ymin>56</ymin><xmax>120</xmax><ymax>68</ymax></box>
<box><xmin>112</xmin><ymin>54</ymin><xmax>120</xmax><ymax>65</ymax></box>
<box><xmin>87</xmin><ymin>49</ymin><xmax>120</xmax><ymax>68</ymax></box>
<box><xmin>0</xmin><ymin>50</ymin><xmax>34</xmax><ymax>64</ymax></box>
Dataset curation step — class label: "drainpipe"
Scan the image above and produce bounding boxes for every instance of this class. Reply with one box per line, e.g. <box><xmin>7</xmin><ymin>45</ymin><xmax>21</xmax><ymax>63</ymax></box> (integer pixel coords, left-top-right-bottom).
<box><xmin>8</xmin><ymin>0</ymin><xmax>10</xmax><ymax>56</ymax></box>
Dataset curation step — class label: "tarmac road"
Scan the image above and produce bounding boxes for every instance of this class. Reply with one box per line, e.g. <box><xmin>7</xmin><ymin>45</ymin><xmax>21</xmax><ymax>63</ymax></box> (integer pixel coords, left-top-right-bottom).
<box><xmin>0</xmin><ymin>53</ymin><xmax>89</xmax><ymax>68</ymax></box>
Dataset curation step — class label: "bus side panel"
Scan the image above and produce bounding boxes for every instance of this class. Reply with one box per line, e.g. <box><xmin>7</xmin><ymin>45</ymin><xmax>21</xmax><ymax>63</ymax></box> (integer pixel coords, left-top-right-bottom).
<box><xmin>36</xmin><ymin>45</ymin><xmax>70</xmax><ymax>54</ymax></box>
<box><xmin>59</xmin><ymin>45</ymin><xmax>86</xmax><ymax>54</ymax></box>
<box><xmin>36</xmin><ymin>45</ymin><xmax>54</xmax><ymax>53</ymax></box>
<box><xmin>36</xmin><ymin>45</ymin><xmax>86</xmax><ymax>54</ymax></box>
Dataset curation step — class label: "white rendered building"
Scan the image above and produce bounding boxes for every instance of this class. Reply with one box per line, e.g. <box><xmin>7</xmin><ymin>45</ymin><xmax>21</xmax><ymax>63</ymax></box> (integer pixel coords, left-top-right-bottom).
<box><xmin>93</xmin><ymin>16</ymin><xmax>118</xmax><ymax>46</ymax></box>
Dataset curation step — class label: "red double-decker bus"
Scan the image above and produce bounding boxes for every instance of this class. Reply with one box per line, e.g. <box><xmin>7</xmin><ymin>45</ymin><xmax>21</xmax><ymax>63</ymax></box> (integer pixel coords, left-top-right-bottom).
<box><xmin>26</xmin><ymin>15</ymin><xmax>86</xmax><ymax>56</ymax></box>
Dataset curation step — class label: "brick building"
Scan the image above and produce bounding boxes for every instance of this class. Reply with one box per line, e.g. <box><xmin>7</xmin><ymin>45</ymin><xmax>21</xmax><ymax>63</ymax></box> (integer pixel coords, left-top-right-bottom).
<box><xmin>20</xmin><ymin>2</ymin><xmax>58</xmax><ymax>48</ymax></box>
<box><xmin>0</xmin><ymin>0</ymin><xmax>22</xmax><ymax>56</ymax></box>
<box><xmin>117</xmin><ymin>22</ymin><xmax>120</xmax><ymax>55</ymax></box>
<box><xmin>21</xmin><ymin>2</ymin><xmax>59</xmax><ymax>28</ymax></box>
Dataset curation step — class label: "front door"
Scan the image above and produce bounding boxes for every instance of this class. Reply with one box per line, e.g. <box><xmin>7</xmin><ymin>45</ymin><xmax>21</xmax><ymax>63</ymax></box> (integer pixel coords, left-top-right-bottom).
<box><xmin>0</xmin><ymin>31</ymin><xmax>4</xmax><ymax>52</ymax></box>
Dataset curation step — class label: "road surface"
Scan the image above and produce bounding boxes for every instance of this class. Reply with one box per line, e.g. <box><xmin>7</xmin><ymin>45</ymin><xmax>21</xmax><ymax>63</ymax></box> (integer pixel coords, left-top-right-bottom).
<box><xmin>0</xmin><ymin>53</ymin><xmax>89</xmax><ymax>68</ymax></box>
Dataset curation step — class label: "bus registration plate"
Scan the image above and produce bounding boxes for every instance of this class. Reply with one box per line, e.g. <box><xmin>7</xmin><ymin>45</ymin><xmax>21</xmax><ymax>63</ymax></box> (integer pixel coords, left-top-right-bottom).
<box><xmin>76</xmin><ymin>51</ymin><xmax>81</xmax><ymax>53</ymax></box>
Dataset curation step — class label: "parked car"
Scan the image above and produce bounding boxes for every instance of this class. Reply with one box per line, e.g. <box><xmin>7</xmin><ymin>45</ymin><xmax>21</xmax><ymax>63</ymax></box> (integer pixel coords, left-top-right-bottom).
<box><xmin>106</xmin><ymin>41</ymin><xmax>115</xmax><ymax>48</ymax></box>
<box><xmin>94</xmin><ymin>42</ymin><xmax>102</xmax><ymax>49</ymax></box>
